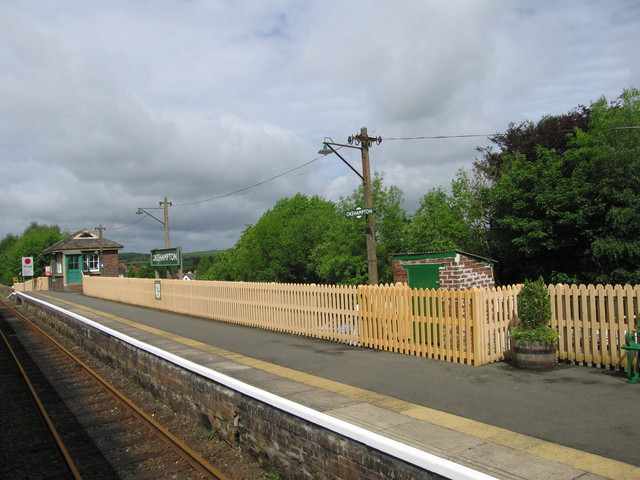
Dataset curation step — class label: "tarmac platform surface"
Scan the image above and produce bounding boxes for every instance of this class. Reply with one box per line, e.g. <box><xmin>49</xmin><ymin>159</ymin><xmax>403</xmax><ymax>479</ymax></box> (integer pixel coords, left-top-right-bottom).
<box><xmin>22</xmin><ymin>291</ymin><xmax>640</xmax><ymax>480</ymax></box>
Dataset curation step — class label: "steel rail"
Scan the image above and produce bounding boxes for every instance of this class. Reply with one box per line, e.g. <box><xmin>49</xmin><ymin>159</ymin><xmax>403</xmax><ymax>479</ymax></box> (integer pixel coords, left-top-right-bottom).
<box><xmin>0</xmin><ymin>305</ymin><xmax>83</xmax><ymax>479</ymax></box>
<box><xmin>1</xmin><ymin>298</ymin><xmax>229</xmax><ymax>480</ymax></box>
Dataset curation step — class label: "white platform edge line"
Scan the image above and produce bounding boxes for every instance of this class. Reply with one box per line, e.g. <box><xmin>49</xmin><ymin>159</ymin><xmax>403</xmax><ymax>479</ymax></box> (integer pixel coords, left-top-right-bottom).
<box><xmin>18</xmin><ymin>292</ymin><xmax>497</xmax><ymax>480</ymax></box>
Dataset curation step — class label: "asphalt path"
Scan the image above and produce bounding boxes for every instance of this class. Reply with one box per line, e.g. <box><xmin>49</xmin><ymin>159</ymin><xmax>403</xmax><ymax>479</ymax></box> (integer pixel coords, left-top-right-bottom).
<box><xmin>37</xmin><ymin>291</ymin><xmax>640</xmax><ymax>467</ymax></box>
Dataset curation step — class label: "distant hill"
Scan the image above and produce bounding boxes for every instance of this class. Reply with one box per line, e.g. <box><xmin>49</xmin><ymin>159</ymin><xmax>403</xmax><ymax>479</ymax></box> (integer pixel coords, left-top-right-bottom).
<box><xmin>119</xmin><ymin>250</ymin><xmax>220</xmax><ymax>271</ymax></box>
<box><xmin>182</xmin><ymin>250</ymin><xmax>219</xmax><ymax>271</ymax></box>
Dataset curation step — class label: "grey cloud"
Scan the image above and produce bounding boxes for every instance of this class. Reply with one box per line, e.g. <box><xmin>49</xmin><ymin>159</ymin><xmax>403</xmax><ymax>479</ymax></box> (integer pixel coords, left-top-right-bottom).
<box><xmin>1</xmin><ymin>0</ymin><xmax>637</xmax><ymax>252</ymax></box>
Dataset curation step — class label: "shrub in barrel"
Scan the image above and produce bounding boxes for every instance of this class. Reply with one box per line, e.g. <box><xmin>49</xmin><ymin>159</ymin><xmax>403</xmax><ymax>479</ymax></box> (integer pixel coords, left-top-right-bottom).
<box><xmin>510</xmin><ymin>277</ymin><xmax>559</xmax><ymax>369</ymax></box>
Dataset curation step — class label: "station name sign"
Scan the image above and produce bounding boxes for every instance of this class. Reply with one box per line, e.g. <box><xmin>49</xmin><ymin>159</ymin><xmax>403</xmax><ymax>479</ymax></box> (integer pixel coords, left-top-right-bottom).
<box><xmin>345</xmin><ymin>206</ymin><xmax>374</xmax><ymax>219</ymax></box>
<box><xmin>150</xmin><ymin>247</ymin><xmax>181</xmax><ymax>267</ymax></box>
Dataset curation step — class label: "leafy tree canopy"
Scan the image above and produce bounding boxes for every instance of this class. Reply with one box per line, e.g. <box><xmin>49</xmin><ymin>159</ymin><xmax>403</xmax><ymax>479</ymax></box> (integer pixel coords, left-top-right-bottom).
<box><xmin>329</xmin><ymin>172</ymin><xmax>407</xmax><ymax>283</ymax></box>
<box><xmin>0</xmin><ymin>222</ymin><xmax>66</xmax><ymax>285</ymax></box>
<box><xmin>205</xmin><ymin>175</ymin><xmax>408</xmax><ymax>285</ymax></box>
<box><xmin>205</xmin><ymin>193</ymin><xmax>340</xmax><ymax>283</ymax></box>
<box><xmin>482</xmin><ymin>88</ymin><xmax>640</xmax><ymax>284</ymax></box>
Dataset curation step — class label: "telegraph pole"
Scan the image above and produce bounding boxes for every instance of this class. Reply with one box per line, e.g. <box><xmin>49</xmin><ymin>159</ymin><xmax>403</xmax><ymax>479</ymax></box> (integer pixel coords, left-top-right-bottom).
<box><xmin>137</xmin><ymin>198</ymin><xmax>173</xmax><ymax>279</ymax></box>
<box><xmin>95</xmin><ymin>224</ymin><xmax>105</xmax><ymax>273</ymax></box>
<box><xmin>319</xmin><ymin>127</ymin><xmax>381</xmax><ymax>284</ymax></box>
<box><xmin>355</xmin><ymin>127</ymin><xmax>378</xmax><ymax>285</ymax></box>
<box><xmin>160</xmin><ymin>197</ymin><xmax>172</xmax><ymax>249</ymax></box>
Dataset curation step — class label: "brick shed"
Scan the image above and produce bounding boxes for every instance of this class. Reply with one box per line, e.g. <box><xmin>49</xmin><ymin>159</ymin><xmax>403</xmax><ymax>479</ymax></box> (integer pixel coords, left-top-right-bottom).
<box><xmin>391</xmin><ymin>251</ymin><xmax>495</xmax><ymax>290</ymax></box>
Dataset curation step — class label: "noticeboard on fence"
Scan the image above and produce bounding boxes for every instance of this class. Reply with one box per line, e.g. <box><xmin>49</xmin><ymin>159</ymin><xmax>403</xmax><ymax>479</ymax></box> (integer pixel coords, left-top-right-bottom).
<box><xmin>154</xmin><ymin>280</ymin><xmax>161</xmax><ymax>300</ymax></box>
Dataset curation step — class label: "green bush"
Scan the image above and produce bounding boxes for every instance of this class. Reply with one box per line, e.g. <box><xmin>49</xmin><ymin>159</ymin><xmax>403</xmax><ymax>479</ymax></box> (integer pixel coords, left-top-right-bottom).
<box><xmin>510</xmin><ymin>276</ymin><xmax>558</xmax><ymax>344</ymax></box>
<box><xmin>518</xmin><ymin>276</ymin><xmax>552</xmax><ymax>329</ymax></box>
<box><xmin>509</xmin><ymin>324</ymin><xmax>559</xmax><ymax>344</ymax></box>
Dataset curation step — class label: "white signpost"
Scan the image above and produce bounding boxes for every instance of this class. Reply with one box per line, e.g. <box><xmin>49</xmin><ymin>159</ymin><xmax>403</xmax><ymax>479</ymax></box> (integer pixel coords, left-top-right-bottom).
<box><xmin>21</xmin><ymin>257</ymin><xmax>34</xmax><ymax>277</ymax></box>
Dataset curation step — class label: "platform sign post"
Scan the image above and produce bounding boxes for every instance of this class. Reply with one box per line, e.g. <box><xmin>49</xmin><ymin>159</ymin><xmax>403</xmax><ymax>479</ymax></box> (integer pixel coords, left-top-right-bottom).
<box><xmin>21</xmin><ymin>257</ymin><xmax>34</xmax><ymax>277</ymax></box>
<box><xmin>150</xmin><ymin>247</ymin><xmax>182</xmax><ymax>279</ymax></box>
<box><xmin>345</xmin><ymin>206</ymin><xmax>374</xmax><ymax>219</ymax></box>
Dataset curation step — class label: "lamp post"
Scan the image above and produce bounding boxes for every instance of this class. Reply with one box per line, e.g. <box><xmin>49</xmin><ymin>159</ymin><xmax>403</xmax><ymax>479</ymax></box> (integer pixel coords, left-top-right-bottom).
<box><xmin>136</xmin><ymin>197</ymin><xmax>172</xmax><ymax>249</ymax></box>
<box><xmin>319</xmin><ymin>127</ymin><xmax>381</xmax><ymax>285</ymax></box>
<box><xmin>136</xmin><ymin>197</ymin><xmax>174</xmax><ymax>279</ymax></box>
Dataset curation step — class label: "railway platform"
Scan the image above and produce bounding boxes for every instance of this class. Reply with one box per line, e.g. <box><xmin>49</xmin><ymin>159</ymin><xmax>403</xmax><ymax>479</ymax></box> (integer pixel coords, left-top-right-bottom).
<box><xmin>17</xmin><ymin>290</ymin><xmax>640</xmax><ymax>480</ymax></box>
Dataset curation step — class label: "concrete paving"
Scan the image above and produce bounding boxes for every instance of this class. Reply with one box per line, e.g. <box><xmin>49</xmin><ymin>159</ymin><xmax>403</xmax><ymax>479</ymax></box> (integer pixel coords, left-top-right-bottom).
<box><xmin>23</xmin><ymin>291</ymin><xmax>640</xmax><ymax>480</ymax></box>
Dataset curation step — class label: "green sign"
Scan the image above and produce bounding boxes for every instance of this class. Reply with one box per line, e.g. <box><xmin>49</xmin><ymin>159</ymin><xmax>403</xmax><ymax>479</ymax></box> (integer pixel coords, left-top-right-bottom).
<box><xmin>150</xmin><ymin>247</ymin><xmax>181</xmax><ymax>266</ymax></box>
<box><xmin>345</xmin><ymin>206</ymin><xmax>374</xmax><ymax>219</ymax></box>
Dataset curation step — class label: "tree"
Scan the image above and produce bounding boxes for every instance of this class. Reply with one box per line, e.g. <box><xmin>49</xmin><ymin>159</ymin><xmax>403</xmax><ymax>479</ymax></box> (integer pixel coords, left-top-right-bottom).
<box><xmin>574</xmin><ymin>88</ymin><xmax>640</xmax><ymax>284</ymax></box>
<box><xmin>475</xmin><ymin>106</ymin><xmax>591</xmax><ymax>183</ymax></box>
<box><xmin>450</xmin><ymin>168</ymin><xmax>491</xmax><ymax>256</ymax></box>
<box><xmin>405</xmin><ymin>169</ymin><xmax>490</xmax><ymax>258</ymax></box>
<box><xmin>126</xmin><ymin>263</ymin><xmax>156</xmax><ymax>278</ymax></box>
<box><xmin>206</xmin><ymin>175</ymin><xmax>407</xmax><ymax>285</ymax></box>
<box><xmin>405</xmin><ymin>187</ymin><xmax>464</xmax><ymax>252</ymax></box>
<box><xmin>310</xmin><ymin>214</ymin><xmax>368</xmax><ymax>285</ymax></box>
<box><xmin>201</xmin><ymin>248</ymin><xmax>237</xmax><ymax>281</ymax></box>
<box><xmin>206</xmin><ymin>194</ymin><xmax>340</xmax><ymax>283</ymax></box>
<box><xmin>313</xmin><ymin>172</ymin><xmax>407</xmax><ymax>284</ymax></box>
<box><xmin>0</xmin><ymin>233</ymin><xmax>18</xmax><ymax>285</ymax></box>
<box><xmin>485</xmin><ymin>147</ymin><xmax>593</xmax><ymax>283</ymax></box>
<box><xmin>195</xmin><ymin>256</ymin><xmax>212</xmax><ymax>278</ymax></box>
<box><xmin>1</xmin><ymin>223</ymin><xmax>66</xmax><ymax>285</ymax></box>
<box><xmin>482</xmin><ymin>88</ymin><xmax>640</xmax><ymax>284</ymax></box>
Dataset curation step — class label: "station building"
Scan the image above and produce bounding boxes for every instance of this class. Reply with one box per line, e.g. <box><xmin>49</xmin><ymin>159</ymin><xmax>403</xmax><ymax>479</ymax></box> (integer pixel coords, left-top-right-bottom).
<box><xmin>42</xmin><ymin>229</ymin><xmax>123</xmax><ymax>292</ymax></box>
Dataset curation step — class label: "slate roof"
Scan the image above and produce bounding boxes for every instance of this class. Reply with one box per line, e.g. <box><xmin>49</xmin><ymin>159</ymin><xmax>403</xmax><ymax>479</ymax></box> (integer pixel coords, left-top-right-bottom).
<box><xmin>42</xmin><ymin>229</ymin><xmax>123</xmax><ymax>254</ymax></box>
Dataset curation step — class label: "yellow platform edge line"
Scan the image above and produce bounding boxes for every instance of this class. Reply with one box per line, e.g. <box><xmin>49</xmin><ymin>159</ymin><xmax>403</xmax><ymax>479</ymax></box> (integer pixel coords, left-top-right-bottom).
<box><xmin>36</xmin><ymin>294</ymin><xmax>640</xmax><ymax>479</ymax></box>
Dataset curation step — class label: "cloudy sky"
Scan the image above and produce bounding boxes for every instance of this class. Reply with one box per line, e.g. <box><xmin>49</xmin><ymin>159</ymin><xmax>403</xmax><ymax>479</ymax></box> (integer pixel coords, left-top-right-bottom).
<box><xmin>1</xmin><ymin>1</ymin><xmax>638</xmax><ymax>253</ymax></box>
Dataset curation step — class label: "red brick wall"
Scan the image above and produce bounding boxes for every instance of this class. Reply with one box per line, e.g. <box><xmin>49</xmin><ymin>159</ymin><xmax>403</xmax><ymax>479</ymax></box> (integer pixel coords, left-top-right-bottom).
<box><xmin>392</xmin><ymin>253</ymin><xmax>495</xmax><ymax>290</ymax></box>
<box><xmin>101</xmin><ymin>251</ymin><xmax>120</xmax><ymax>277</ymax></box>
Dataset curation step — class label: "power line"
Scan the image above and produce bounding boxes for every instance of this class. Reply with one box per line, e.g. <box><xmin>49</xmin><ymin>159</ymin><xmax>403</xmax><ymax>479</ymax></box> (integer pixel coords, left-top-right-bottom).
<box><xmin>173</xmin><ymin>152</ymin><xmax>332</xmax><ymax>207</ymax></box>
<box><xmin>383</xmin><ymin>133</ymin><xmax>497</xmax><ymax>140</ymax></box>
<box><xmin>111</xmin><ymin>125</ymin><xmax>639</xmax><ymax>231</ymax></box>
<box><xmin>109</xmin><ymin>213</ymin><xmax>151</xmax><ymax>231</ymax></box>
<box><xmin>109</xmin><ymin>152</ymin><xmax>334</xmax><ymax>232</ymax></box>
<box><xmin>383</xmin><ymin>125</ymin><xmax>640</xmax><ymax>141</ymax></box>
<box><xmin>152</xmin><ymin>125</ymin><xmax>640</xmax><ymax>209</ymax></box>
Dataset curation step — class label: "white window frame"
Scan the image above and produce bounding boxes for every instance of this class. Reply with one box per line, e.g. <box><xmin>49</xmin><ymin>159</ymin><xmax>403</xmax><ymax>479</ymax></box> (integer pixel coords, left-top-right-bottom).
<box><xmin>55</xmin><ymin>253</ymin><xmax>63</xmax><ymax>274</ymax></box>
<box><xmin>83</xmin><ymin>252</ymin><xmax>100</xmax><ymax>272</ymax></box>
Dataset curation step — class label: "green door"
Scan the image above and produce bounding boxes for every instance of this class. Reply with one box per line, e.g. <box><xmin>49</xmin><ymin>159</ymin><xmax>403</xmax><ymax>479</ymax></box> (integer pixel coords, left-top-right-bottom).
<box><xmin>406</xmin><ymin>264</ymin><xmax>441</xmax><ymax>290</ymax></box>
<box><xmin>66</xmin><ymin>255</ymin><xmax>82</xmax><ymax>283</ymax></box>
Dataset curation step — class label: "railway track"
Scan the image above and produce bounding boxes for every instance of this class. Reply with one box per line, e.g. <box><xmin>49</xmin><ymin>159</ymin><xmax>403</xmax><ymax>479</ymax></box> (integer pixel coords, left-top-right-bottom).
<box><xmin>0</xmin><ymin>298</ymin><xmax>230</xmax><ymax>480</ymax></box>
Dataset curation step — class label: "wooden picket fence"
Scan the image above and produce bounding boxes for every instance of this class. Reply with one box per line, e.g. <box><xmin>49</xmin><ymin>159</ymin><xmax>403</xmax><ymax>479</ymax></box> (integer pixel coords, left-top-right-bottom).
<box><xmin>82</xmin><ymin>277</ymin><xmax>521</xmax><ymax>366</ymax></box>
<box><xmin>67</xmin><ymin>277</ymin><xmax>640</xmax><ymax>368</ymax></box>
<box><xmin>549</xmin><ymin>283</ymin><xmax>640</xmax><ymax>368</ymax></box>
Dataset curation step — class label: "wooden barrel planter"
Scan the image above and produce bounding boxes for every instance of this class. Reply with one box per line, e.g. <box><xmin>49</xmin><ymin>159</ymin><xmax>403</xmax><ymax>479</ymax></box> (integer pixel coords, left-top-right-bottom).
<box><xmin>513</xmin><ymin>340</ymin><xmax>558</xmax><ymax>370</ymax></box>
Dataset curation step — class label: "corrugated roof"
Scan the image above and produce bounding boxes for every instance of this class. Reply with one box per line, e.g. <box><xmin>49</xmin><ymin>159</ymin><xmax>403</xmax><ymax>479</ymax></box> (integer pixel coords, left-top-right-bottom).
<box><xmin>391</xmin><ymin>250</ymin><xmax>497</xmax><ymax>264</ymax></box>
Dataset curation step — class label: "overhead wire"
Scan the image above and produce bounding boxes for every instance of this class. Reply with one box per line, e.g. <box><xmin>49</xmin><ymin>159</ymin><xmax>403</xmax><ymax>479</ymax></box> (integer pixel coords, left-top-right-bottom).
<box><xmin>172</xmin><ymin>152</ymin><xmax>332</xmax><ymax>207</ymax></box>
<box><xmin>111</xmin><ymin>125</ymin><xmax>639</xmax><ymax>230</ymax></box>
<box><xmin>109</xmin><ymin>213</ymin><xmax>151</xmax><ymax>231</ymax></box>
<box><xmin>382</xmin><ymin>125</ymin><xmax>640</xmax><ymax>141</ymax></box>
<box><xmin>383</xmin><ymin>133</ymin><xmax>498</xmax><ymax>140</ymax></box>
<box><xmin>149</xmin><ymin>125</ymin><xmax>640</xmax><ymax>210</ymax></box>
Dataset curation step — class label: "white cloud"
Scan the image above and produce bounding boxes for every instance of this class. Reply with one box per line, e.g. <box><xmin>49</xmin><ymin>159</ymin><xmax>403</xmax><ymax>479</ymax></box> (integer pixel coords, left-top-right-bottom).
<box><xmin>1</xmin><ymin>0</ymin><xmax>638</xmax><ymax>253</ymax></box>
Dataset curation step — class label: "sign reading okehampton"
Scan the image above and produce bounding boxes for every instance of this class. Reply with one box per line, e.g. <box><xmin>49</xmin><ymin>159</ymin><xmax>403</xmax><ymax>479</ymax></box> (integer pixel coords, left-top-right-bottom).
<box><xmin>345</xmin><ymin>206</ymin><xmax>374</xmax><ymax>219</ymax></box>
<box><xmin>150</xmin><ymin>248</ymin><xmax>181</xmax><ymax>267</ymax></box>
